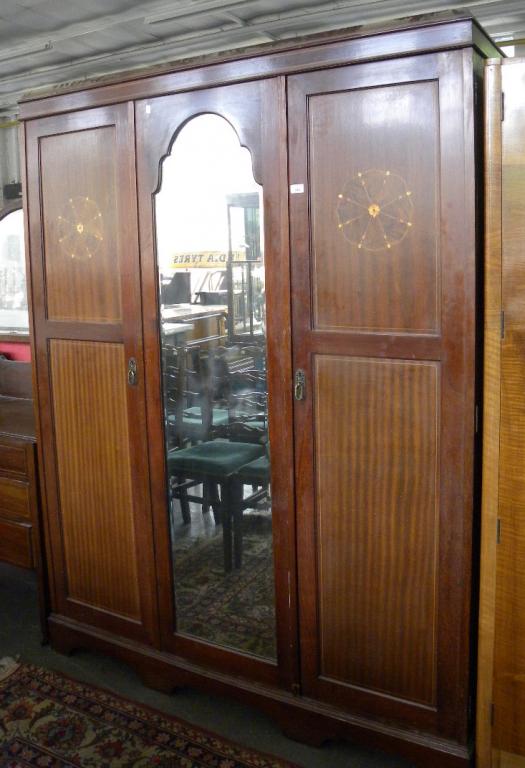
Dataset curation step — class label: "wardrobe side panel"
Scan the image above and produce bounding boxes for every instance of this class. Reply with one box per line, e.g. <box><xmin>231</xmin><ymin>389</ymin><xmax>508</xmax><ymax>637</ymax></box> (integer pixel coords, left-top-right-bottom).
<box><xmin>493</xmin><ymin>59</ymin><xmax>525</xmax><ymax>761</ymax></box>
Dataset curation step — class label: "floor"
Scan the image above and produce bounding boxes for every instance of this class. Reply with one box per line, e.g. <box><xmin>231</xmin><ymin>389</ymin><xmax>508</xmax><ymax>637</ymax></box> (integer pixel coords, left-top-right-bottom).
<box><xmin>0</xmin><ymin>562</ymin><xmax>415</xmax><ymax>768</ymax></box>
<box><xmin>171</xmin><ymin>495</ymin><xmax>276</xmax><ymax>658</ymax></box>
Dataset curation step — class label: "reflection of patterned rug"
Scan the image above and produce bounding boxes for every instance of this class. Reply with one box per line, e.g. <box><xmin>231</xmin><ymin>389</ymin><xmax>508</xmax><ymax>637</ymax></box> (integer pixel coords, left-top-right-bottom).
<box><xmin>0</xmin><ymin>660</ymin><xmax>297</xmax><ymax>767</ymax></box>
<box><xmin>173</xmin><ymin>515</ymin><xmax>276</xmax><ymax>659</ymax></box>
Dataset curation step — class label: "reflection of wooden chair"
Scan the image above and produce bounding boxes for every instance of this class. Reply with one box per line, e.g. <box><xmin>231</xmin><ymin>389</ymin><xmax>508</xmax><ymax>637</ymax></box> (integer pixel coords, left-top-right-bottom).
<box><xmin>233</xmin><ymin>454</ymin><xmax>270</xmax><ymax>569</ymax></box>
<box><xmin>164</xmin><ymin>346</ymin><xmax>230</xmax><ymax>517</ymax></box>
<box><xmin>195</xmin><ymin>345</ymin><xmax>268</xmax><ymax>443</ymax></box>
<box><xmin>164</xmin><ymin>346</ymin><xmax>230</xmax><ymax>449</ymax></box>
<box><xmin>167</xmin><ymin>440</ymin><xmax>265</xmax><ymax>571</ymax></box>
<box><xmin>221</xmin><ymin>357</ymin><xmax>268</xmax><ymax>443</ymax></box>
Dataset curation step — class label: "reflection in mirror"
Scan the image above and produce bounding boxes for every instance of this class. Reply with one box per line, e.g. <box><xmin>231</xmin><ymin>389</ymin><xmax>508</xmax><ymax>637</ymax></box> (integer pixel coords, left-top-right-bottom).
<box><xmin>156</xmin><ymin>114</ymin><xmax>276</xmax><ymax>660</ymax></box>
<box><xmin>0</xmin><ymin>207</ymin><xmax>28</xmax><ymax>333</ymax></box>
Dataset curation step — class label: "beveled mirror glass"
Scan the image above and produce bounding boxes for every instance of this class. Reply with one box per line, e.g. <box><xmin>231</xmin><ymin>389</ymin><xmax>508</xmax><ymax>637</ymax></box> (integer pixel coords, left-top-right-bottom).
<box><xmin>155</xmin><ymin>114</ymin><xmax>276</xmax><ymax>660</ymax></box>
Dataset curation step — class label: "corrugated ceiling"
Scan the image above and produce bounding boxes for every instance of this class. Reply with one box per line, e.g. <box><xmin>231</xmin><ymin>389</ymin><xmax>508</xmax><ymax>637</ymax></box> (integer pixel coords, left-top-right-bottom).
<box><xmin>0</xmin><ymin>0</ymin><xmax>523</xmax><ymax>114</ymax></box>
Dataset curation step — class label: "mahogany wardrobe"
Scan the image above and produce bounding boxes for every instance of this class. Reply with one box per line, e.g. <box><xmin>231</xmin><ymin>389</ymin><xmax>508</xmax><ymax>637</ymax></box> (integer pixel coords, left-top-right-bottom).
<box><xmin>20</xmin><ymin>13</ymin><xmax>499</xmax><ymax>768</ymax></box>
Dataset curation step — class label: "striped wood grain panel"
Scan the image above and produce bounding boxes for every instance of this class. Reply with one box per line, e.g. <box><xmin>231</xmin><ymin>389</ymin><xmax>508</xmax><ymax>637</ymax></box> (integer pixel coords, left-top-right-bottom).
<box><xmin>315</xmin><ymin>355</ymin><xmax>439</xmax><ymax>704</ymax></box>
<box><xmin>491</xmin><ymin>60</ymin><xmax>525</xmax><ymax>762</ymax></box>
<box><xmin>50</xmin><ymin>339</ymin><xmax>141</xmax><ymax>619</ymax></box>
<box><xmin>476</xmin><ymin>59</ymin><xmax>502</xmax><ymax>768</ymax></box>
<box><xmin>308</xmin><ymin>81</ymin><xmax>439</xmax><ymax>334</ymax></box>
<box><xmin>40</xmin><ymin>126</ymin><xmax>121</xmax><ymax>323</ymax></box>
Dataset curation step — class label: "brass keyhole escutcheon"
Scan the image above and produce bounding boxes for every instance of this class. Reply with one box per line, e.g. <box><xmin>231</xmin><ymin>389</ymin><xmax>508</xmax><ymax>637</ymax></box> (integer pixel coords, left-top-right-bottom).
<box><xmin>368</xmin><ymin>203</ymin><xmax>381</xmax><ymax>218</ymax></box>
<box><xmin>127</xmin><ymin>358</ymin><xmax>138</xmax><ymax>387</ymax></box>
<box><xmin>294</xmin><ymin>369</ymin><xmax>306</xmax><ymax>401</ymax></box>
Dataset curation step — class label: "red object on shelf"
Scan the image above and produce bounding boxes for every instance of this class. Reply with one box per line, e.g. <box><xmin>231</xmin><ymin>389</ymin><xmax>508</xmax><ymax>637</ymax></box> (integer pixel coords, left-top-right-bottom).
<box><xmin>0</xmin><ymin>342</ymin><xmax>31</xmax><ymax>361</ymax></box>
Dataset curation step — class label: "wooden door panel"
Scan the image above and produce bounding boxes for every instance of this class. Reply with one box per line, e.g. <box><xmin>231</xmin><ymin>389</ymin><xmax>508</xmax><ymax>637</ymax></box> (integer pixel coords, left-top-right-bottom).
<box><xmin>315</xmin><ymin>355</ymin><xmax>439</xmax><ymax>705</ymax></box>
<box><xmin>309</xmin><ymin>82</ymin><xmax>439</xmax><ymax>334</ymax></box>
<box><xmin>40</xmin><ymin>127</ymin><xmax>121</xmax><ymax>323</ymax></box>
<box><xmin>50</xmin><ymin>340</ymin><xmax>140</xmax><ymax>619</ymax></box>
<box><xmin>289</xmin><ymin>51</ymin><xmax>476</xmax><ymax>739</ymax></box>
<box><xmin>26</xmin><ymin>104</ymin><xmax>158</xmax><ymax>644</ymax></box>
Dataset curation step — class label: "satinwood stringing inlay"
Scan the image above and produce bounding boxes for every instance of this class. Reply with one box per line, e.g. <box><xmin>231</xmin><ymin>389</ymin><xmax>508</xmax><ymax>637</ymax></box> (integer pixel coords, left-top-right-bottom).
<box><xmin>57</xmin><ymin>196</ymin><xmax>104</xmax><ymax>260</ymax></box>
<box><xmin>336</xmin><ymin>169</ymin><xmax>413</xmax><ymax>252</ymax></box>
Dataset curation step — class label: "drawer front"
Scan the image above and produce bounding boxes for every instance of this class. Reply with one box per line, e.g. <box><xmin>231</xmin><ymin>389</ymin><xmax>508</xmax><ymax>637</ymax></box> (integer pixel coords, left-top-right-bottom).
<box><xmin>0</xmin><ymin>477</ymin><xmax>30</xmax><ymax>520</ymax></box>
<box><xmin>0</xmin><ymin>518</ymin><xmax>33</xmax><ymax>568</ymax></box>
<box><xmin>0</xmin><ymin>443</ymin><xmax>28</xmax><ymax>477</ymax></box>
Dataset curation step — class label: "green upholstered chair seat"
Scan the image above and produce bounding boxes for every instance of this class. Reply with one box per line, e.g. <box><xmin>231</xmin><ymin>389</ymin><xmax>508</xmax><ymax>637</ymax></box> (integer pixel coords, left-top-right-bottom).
<box><xmin>237</xmin><ymin>455</ymin><xmax>270</xmax><ymax>483</ymax></box>
<box><xmin>167</xmin><ymin>440</ymin><xmax>264</xmax><ymax>478</ymax></box>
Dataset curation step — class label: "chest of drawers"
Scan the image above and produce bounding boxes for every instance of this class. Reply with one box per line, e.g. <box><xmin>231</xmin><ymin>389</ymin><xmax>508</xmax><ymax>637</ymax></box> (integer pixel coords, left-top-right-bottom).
<box><xmin>0</xmin><ymin>426</ymin><xmax>39</xmax><ymax>568</ymax></box>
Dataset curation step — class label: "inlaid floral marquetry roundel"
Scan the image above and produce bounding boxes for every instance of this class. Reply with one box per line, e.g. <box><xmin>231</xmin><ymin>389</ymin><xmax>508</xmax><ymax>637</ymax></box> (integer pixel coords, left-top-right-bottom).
<box><xmin>336</xmin><ymin>169</ymin><xmax>413</xmax><ymax>252</ymax></box>
<box><xmin>57</xmin><ymin>196</ymin><xmax>104</xmax><ymax>260</ymax></box>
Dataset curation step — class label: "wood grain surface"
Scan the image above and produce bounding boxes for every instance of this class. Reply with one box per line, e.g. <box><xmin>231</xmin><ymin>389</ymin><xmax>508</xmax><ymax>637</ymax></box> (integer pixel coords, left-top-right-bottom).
<box><xmin>315</xmin><ymin>355</ymin><xmax>439</xmax><ymax>704</ymax></box>
<box><xmin>40</xmin><ymin>126</ymin><xmax>121</xmax><ymax>323</ymax></box>
<box><xmin>25</xmin><ymin>103</ymin><xmax>159</xmax><ymax>645</ymax></box>
<box><xmin>476</xmin><ymin>58</ymin><xmax>502</xmax><ymax>768</ymax></box>
<box><xmin>289</xmin><ymin>49</ymin><xmax>478</xmax><ymax>739</ymax></box>
<box><xmin>0</xmin><ymin>477</ymin><xmax>30</xmax><ymax>520</ymax></box>
<box><xmin>50</xmin><ymin>339</ymin><xmax>141</xmax><ymax>620</ymax></box>
<box><xmin>309</xmin><ymin>81</ymin><xmax>439</xmax><ymax>334</ymax></box>
<box><xmin>493</xmin><ymin>59</ymin><xmax>525</xmax><ymax>761</ymax></box>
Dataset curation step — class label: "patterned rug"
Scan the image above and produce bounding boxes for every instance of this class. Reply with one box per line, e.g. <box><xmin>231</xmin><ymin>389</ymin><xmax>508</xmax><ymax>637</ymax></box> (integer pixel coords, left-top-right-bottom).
<box><xmin>173</xmin><ymin>513</ymin><xmax>276</xmax><ymax>659</ymax></box>
<box><xmin>0</xmin><ymin>660</ymin><xmax>298</xmax><ymax>768</ymax></box>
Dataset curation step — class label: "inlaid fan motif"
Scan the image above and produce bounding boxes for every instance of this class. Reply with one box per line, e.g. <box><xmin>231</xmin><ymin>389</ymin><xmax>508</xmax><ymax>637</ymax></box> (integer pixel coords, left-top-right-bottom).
<box><xmin>336</xmin><ymin>170</ymin><xmax>413</xmax><ymax>252</ymax></box>
<box><xmin>57</xmin><ymin>196</ymin><xmax>104</xmax><ymax>260</ymax></box>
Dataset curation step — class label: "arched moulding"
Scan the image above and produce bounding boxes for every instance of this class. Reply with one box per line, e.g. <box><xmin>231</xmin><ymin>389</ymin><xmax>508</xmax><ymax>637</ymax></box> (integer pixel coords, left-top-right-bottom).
<box><xmin>136</xmin><ymin>80</ymin><xmax>266</xmax><ymax>198</ymax></box>
<box><xmin>154</xmin><ymin>111</ymin><xmax>263</xmax><ymax>276</ymax></box>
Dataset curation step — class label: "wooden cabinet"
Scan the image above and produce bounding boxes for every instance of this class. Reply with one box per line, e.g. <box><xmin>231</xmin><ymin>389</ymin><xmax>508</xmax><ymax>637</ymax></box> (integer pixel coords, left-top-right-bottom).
<box><xmin>20</xmin><ymin>13</ymin><xmax>498</xmax><ymax>768</ymax></box>
<box><xmin>477</xmin><ymin>59</ymin><xmax>525</xmax><ymax>768</ymax></box>
<box><xmin>0</xmin><ymin>360</ymin><xmax>40</xmax><ymax>570</ymax></box>
<box><xmin>0</xmin><ymin>435</ymin><xmax>38</xmax><ymax>569</ymax></box>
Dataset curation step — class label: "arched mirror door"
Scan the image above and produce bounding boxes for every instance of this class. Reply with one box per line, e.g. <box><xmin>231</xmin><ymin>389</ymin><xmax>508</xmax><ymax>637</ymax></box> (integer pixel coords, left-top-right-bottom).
<box><xmin>156</xmin><ymin>113</ymin><xmax>274</xmax><ymax>660</ymax></box>
<box><xmin>137</xmin><ymin>80</ymin><xmax>297</xmax><ymax>689</ymax></box>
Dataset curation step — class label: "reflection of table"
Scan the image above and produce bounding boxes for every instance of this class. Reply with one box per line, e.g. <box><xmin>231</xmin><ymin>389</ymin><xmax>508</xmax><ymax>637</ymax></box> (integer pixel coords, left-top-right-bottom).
<box><xmin>162</xmin><ymin>322</ymin><xmax>194</xmax><ymax>347</ymax></box>
<box><xmin>162</xmin><ymin>304</ymin><xmax>227</xmax><ymax>348</ymax></box>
